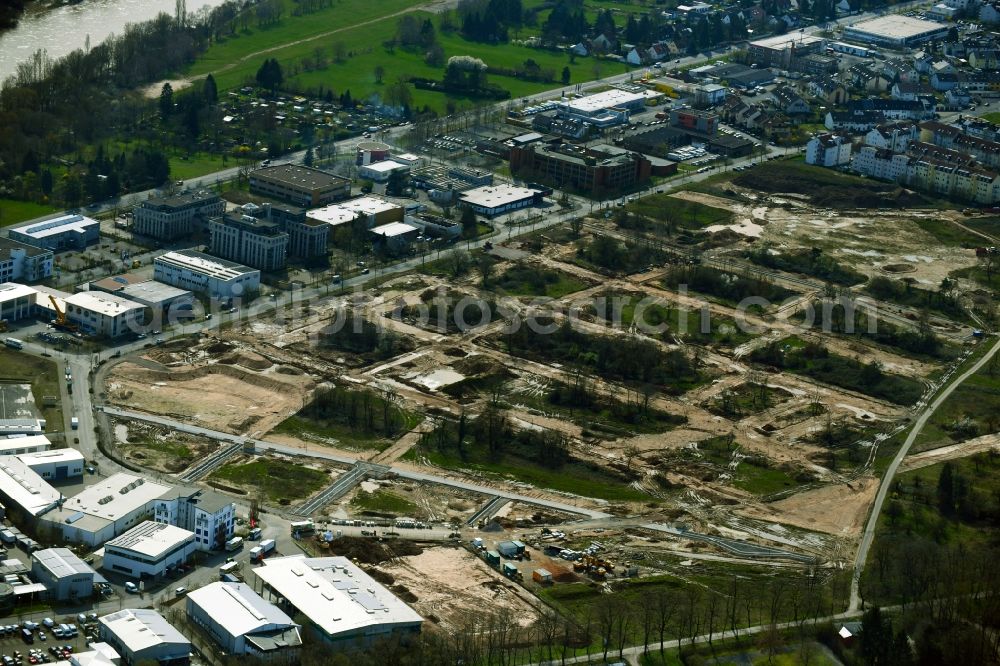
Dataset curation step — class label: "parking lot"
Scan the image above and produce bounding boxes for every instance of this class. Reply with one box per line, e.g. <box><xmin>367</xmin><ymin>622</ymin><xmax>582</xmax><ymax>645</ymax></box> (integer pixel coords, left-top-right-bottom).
<box><xmin>0</xmin><ymin>616</ymin><xmax>95</xmax><ymax>664</ymax></box>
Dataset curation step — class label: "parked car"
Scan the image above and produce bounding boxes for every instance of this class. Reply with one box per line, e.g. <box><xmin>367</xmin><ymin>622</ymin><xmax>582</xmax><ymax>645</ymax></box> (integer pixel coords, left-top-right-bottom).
<box><xmin>124</xmin><ymin>581</ymin><xmax>138</xmax><ymax>593</ymax></box>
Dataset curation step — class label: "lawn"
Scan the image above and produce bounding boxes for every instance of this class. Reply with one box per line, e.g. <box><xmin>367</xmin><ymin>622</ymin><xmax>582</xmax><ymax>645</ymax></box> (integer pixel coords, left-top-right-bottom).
<box><xmin>0</xmin><ymin>350</ymin><xmax>63</xmax><ymax>434</ymax></box>
<box><xmin>492</xmin><ymin>264</ymin><xmax>589</xmax><ymax>298</ymax></box>
<box><xmin>0</xmin><ymin>199</ymin><xmax>57</xmax><ymax>227</ymax></box>
<box><xmin>624</xmin><ymin>194</ymin><xmax>733</xmax><ymax>232</ymax></box>
<box><xmin>186</xmin><ymin>1</ymin><xmax>628</xmax><ymax>114</ymax></box>
<box><xmin>350</xmin><ymin>488</ymin><xmax>420</xmax><ymax>516</ymax></box>
<box><xmin>913</xmin><ymin>217</ymin><xmax>989</xmax><ymax>249</ymax></box>
<box><xmin>211</xmin><ymin>459</ymin><xmax>329</xmax><ymax>503</ymax></box>
<box><xmin>169</xmin><ymin>152</ymin><xmax>230</xmax><ymax>181</ymax></box>
<box><xmin>913</xmin><ymin>359</ymin><xmax>1000</xmax><ymax>452</ymax></box>
<box><xmin>691</xmin><ymin>435</ymin><xmax>807</xmax><ymax>496</ymax></box>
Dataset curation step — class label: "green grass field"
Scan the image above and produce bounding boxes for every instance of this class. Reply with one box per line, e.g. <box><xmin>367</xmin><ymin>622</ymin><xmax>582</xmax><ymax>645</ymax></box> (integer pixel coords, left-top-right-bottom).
<box><xmin>0</xmin><ymin>199</ymin><xmax>57</xmax><ymax>226</ymax></box>
<box><xmin>183</xmin><ymin>0</ymin><xmax>628</xmax><ymax>114</ymax></box>
<box><xmin>625</xmin><ymin>194</ymin><xmax>733</xmax><ymax>230</ymax></box>
<box><xmin>211</xmin><ymin>458</ymin><xmax>329</xmax><ymax>503</ymax></box>
<box><xmin>493</xmin><ymin>265</ymin><xmax>589</xmax><ymax>298</ymax></box>
<box><xmin>169</xmin><ymin>152</ymin><xmax>230</xmax><ymax>180</ymax></box>
<box><xmin>350</xmin><ymin>489</ymin><xmax>420</xmax><ymax>516</ymax></box>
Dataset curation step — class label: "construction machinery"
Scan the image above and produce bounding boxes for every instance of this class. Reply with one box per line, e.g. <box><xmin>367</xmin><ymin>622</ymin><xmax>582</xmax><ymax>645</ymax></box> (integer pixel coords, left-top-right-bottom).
<box><xmin>573</xmin><ymin>555</ymin><xmax>616</xmax><ymax>579</ymax></box>
<box><xmin>48</xmin><ymin>295</ymin><xmax>78</xmax><ymax>333</ymax></box>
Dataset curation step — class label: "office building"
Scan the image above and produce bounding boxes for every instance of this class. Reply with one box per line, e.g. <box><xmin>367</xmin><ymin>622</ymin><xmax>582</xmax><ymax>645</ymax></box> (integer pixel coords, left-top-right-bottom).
<box><xmin>133</xmin><ymin>191</ymin><xmax>226</xmax><ymax>241</ymax></box>
<box><xmin>459</xmin><ymin>184</ymin><xmax>543</xmax><ymax>217</ymax></box>
<box><xmin>747</xmin><ymin>33</ymin><xmax>824</xmax><ymax>68</ymax></box>
<box><xmin>252</xmin><ymin>555</ymin><xmax>422</xmax><ymax>649</ymax></box>
<box><xmin>0</xmin><ymin>238</ymin><xmax>53</xmax><ymax>283</ymax></box>
<box><xmin>0</xmin><ymin>283</ymin><xmax>37</xmax><ymax>323</ymax></box>
<box><xmin>243</xmin><ymin>203</ymin><xmax>328</xmax><ymax>260</ymax></box>
<box><xmin>209</xmin><ymin>214</ymin><xmax>288</xmax><ymax>271</ymax></box>
<box><xmin>118</xmin><ymin>282</ymin><xmax>195</xmax><ymax>321</ymax></box>
<box><xmin>186</xmin><ymin>582</ymin><xmax>302</xmax><ymax>662</ymax></box>
<box><xmin>306</xmin><ymin>196</ymin><xmax>404</xmax><ymax>231</ymax></box>
<box><xmin>844</xmin><ymin>16</ymin><xmax>949</xmax><ymax>47</ymax></box>
<box><xmin>153</xmin><ymin>489</ymin><xmax>235</xmax><ymax>552</ymax></box>
<box><xmin>154</xmin><ymin>250</ymin><xmax>260</xmax><ymax>301</ymax></box>
<box><xmin>370</xmin><ymin>222</ymin><xmax>421</xmax><ymax>253</ymax></box>
<box><xmin>102</xmin><ymin>521</ymin><xmax>197</xmax><ymax>579</ymax></box>
<box><xmin>44</xmin><ymin>473</ymin><xmax>172</xmax><ymax>547</ymax></box>
<box><xmin>509</xmin><ymin>142</ymin><xmax>655</xmax><ymax>195</ymax></box>
<box><xmin>99</xmin><ymin>609</ymin><xmax>191</xmax><ymax>666</ymax></box>
<box><xmin>31</xmin><ymin>547</ymin><xmax>100</xmax><ymax>601</ymax></box>
<box><xmin>250</xmin><ymin>165</ymin><xmax>351</xmax><ymax>207</ymax></box>
<box><xmin>358</xmin><ymin>160</ymin><xmax>410</xmax><ymax>183</ymax></box>
<box><xmin>63</xmin><ymin>292</ymin><xmax>147</xmax><ymax>338</ymax></box>
<box><xmin>8</xmin><ymin>214</ymin><xmax>100</xmax><ymax>251</ymax></box>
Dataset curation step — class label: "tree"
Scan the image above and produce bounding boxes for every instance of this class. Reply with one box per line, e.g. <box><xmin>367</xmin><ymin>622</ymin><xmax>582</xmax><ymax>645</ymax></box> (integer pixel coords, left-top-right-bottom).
<box><xmin>303</xmin><ymin>147</ymin><xmax>314</xmax><ymax>167</ymax></box>
<box><xmin>477</xmin><ymin>253</ymin><xmax>495</xmax><ymax>287</ymax></box>
<box><xmin>937</xmin><ymin>462</ymin><xmax>955</xmax><ymax>515</ymax></box>
<box><xmin>255</xmin><ymin>58</ymin><xmax>284</xmax><ymax>94</ymax></box>
<box><xmin>203</xmin><ymin>73</ymin><xmax>218</xmax><ymax>104</ymax></box>
<box><xmin>374</xmin><ymin>64</ymin><xmax>385</xmax><ymax>84</ymax></box>
<box><xmin>159</xmin><ymin>82</ymin><xmax>174</xmax><ymax>121</ymax></box>
<box><xmin>561</xmin><ymin>65</ymin><xmax>571</xmax><ymax>85</ymax></box>
<box><xmin>460</xmin><ymin>205</ymin><xmax>478</xmax><ymax>237</ymax></box>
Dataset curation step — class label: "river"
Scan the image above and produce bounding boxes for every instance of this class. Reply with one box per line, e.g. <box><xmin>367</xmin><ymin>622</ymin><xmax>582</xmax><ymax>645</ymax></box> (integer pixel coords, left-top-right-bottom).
<box><xmin>0</xmin><ymin>0</ymin><xmax>231</xmax><ymax>81</ymax></box>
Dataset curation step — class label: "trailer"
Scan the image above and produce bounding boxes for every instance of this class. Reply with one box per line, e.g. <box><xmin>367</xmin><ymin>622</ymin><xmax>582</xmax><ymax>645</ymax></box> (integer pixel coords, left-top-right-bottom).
<box><xmin>260</xmin><ymin>538</ymin><xmax>276</xmax><ymax>556</ymax></box>
<box><xmin>219</xmin><ymin>562</ymin><xmax>239</xmax><ymax>578</ymax></box>
<box><xmin>249</xmin><ymin>546</ymin><xmax>264</xmax><ymax>562</ymax></box>
<box><xmin>290</xmin><ymin>520</ymin><xmax>315</xmax><ymax>536</ymax></box>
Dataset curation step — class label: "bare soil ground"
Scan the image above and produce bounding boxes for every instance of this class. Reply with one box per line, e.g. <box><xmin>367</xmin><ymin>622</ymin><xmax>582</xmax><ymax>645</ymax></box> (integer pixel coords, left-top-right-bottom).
<box><xmin>377</xmin><ymin>547</ymin><xmax>543</xmax><ymax>632</ymax></box>
<box><xmin>111</xmin><ymin>420</ymin><xmax>219</xmax><ymax>474</ymax></box>
<box><xmin>737</xmin><ymin>477</ymin><xmax>880</xmax><ymax>537</ymax></box>
<box><xmin>899</xmin><ymin>433</ymin><xmax>1000</xmax><ymax>472</ymax></box>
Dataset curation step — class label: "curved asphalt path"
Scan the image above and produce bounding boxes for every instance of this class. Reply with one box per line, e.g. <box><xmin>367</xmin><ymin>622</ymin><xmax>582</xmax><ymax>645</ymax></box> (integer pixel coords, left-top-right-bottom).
<box><xmin>849</xmin><ymin>335</ymin><xmax>1000</xmax><ymax>612</ymax></box>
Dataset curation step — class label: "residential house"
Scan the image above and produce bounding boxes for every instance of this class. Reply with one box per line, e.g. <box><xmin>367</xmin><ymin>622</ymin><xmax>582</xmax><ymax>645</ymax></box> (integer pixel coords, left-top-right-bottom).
<box><xmin>981</xmin><ymin>1</ymin><xmax>1000</xmax><ymax>22</ymax></box>
<box><xmin>882</xmin><ymin>58</ymin><xmax>918</xmax><ymax>84</ymax></box>
<box><xmin>806</xmin><ymin>133</ymin><xmax>853</xmax><ymax>167</ymax></box>
<box><xmin>849</xmin><ymin>64</ymin><xmax>891</xmax><ymax>92</ymax></box>
<box><xmin>772</xmin><ymin>84</ymin><xmax>811</xmax><ymax>115</ymax></box>
<box><xmin>825</xmin><ymin>110</ymin><xmax>885</xmax><ymax>132</ymax></box>
<box><xmin>946</xmin><ymin>87</ymin><xmax>972</xmax><ymax>108</ymax></box>
<box><xmin>892</xmin><ymin>81</ymin><xmax>937</xmax><ymax>101</ymax></box>
<box><xmin>913</xmin><ymin>51</ymin><xmax>935</xmax><ymax>74</ymax></box>
<box><xmin>919</xmin><ymin>121</ymin><xmax>1000</xmax><ymax>169</ymax></box>
<box><xmin>809</xmin><ymin>78</ymin><xmax>849</xmax><ymax>105</ymax></box>
<box><xmin>864</xmin><ymin>122</ymin><xmax>918</xmax><ymax>152</ymax></box>
<box><xmin>932</xmin><ymin>71</ymin><xmax>963</xmax><ymax>91</ymax></box>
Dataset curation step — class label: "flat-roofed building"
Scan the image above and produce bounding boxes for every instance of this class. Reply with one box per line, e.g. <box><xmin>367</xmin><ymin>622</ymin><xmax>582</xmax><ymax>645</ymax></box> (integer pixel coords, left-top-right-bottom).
<box><xmin>118</xmin><ymin>282</ymin><xmax>195</xmax><ymax>321</ymax></box>
<box><xmin>844</xmin><ymin>15</ymin><xmax>949</xmax><ymax>47</ymax></box>
<box><xmin>370</xmin><ymin>222</ymin><xmax>420</xmax><ymax>253</ymax></box>
<box><xmin>154</xmin><ymin>250</ymin><xmax>260</xmax><ymax>301</ymax></box>
<box><xmin>307</xmin><ymin>196</ymin><xmax>404</xmax><ymax>236</ymax></box>
<box><xmin>209</xmin><ymin>214</ymin><xmax>288</xmax><ymax>271</ymax></box>
<box><xmin>133</xmin><ymin>191</ymin><xmax>226</xmax><ymax>241</ymax></box>
<box><xmin>358</xmin><ymin>159</ymin><xmax>410</xmax><ymax>183</ymax></box>
<box><xmin>0</xmin><ymin>456</ymin><xmax>60</xmax><ymax>520</ymax></box>
<box><xmin>16</xmin><ymin>448</ymin><xmax>84</xmax><ymax>480</ymax></box>
<box><xmin>509</xmin><ymin>142</ymin><xmax>656</xmax><ymax>195</ymax></box>
<box><xmin>44</xmin><ymin>473</ymin><xmax>172</xmax><ymax>547</ymax></box>
<box><xmin>0</xmin><ymin>283</ymin><xmax>37</xmax><ymax>322</ymax></box>
<box><xmin>747</xmin><ymin>33</ymin><xmax>825</xmax><ymax>68</ymax></box>
<box><xmin>252</xmin><ymin>555</ymin><xmax>422</xmax><ymax>650</ymax></box>
<box><xmin>556</xmin><ymin>89</ymin><xmax>658</xmax><ymax>127</ymax></box>
<box><xmin>186</xmin><ymin>582</ymin><xmax>302</xmax><ymax>661</ymax></box>
<box><xmin>0</xmin><ymin>435</ymin><xmax>51</xmax><ymax>456</ymax></box>
<box><xmin>9</xmin><ymin>214</ymin><xmax>100</xmax><ymax>251</ymax></box>
<box><xmin>31</xmin><ymin>547</ymin><xmax>100</xmax><ymax>601</ymax></box>
<box><xmin>63</xmin><ymin>292</ymin><xmax>146</xmax><ymax>338</ymax></box>
<box><xmin>256</xmin><ymin>203</ymin><xmax>328</xmax><ymax>259</ymax></box>
<box><xmin>89</xmin><ymin>273</ymin><xmax>148</xmax><ymax>295</ymax></box>
<box><xmin>0</xmin><ymin>238</ymin><xmax>53</xmax><ymax>283</ymax></box>
<box><xmin>102</xmin><ymin>521</ymin><xmax>197</xmax><ymax>579</ymax></box>
<box><xmin>99</xmin><ymin>608</ymin><xmax>191</xmax><ymax>666</ymax></box>
<box><xmin>250</xmin><ymin>165</ymin><xmax>351</xmax><ymax>207</ymax></box>
<box><xmin>459</xmin><ymin>184</ymin><xmax>543</xmax><ymax>217</ymax></box>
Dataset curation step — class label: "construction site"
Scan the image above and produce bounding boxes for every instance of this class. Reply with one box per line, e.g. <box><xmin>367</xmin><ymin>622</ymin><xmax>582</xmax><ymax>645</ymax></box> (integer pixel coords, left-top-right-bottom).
<box><xmin>97</xmin><ymin>162</ymin><xmax>992</xmax><ymax>633</ymax></box>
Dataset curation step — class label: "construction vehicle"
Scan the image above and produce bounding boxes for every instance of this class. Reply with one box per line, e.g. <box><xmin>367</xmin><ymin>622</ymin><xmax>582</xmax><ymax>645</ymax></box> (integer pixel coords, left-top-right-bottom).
<box><xmin>48</xmin><ymin>296</ymin><xmax>78</xmax><ymax>332</ymax></box>
<box><xmin>573</xmin><ymin>555</ymin><xmax>616</xmax><ymax>578</ymax></box>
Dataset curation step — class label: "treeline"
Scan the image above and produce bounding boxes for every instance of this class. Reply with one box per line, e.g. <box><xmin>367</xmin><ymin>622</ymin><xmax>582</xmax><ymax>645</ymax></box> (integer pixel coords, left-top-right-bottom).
<box><xmin>457</xmin><ymin>0</ymin><xmax>524</xmax><ymax>43</ymax></box>
<box><xmin>865</xmin><ymin>275</ymin><xmax>967</xmax><ymax>322</ymax></box>
<box><xmin>301</xmin><ymin>385</ymin><xmax>406</xmax><ymax>437</ymax></box>
<box><xmin>750</xmin><ymin>340</ymin><xmax>924</xmax><ymax>406</ymax></box>
<box><xmin>419</xmin><ymin>406</ymin><xmax>573</xmax><ymax>469</ymax></box>
<box><xmin>0</xmin><ymin>0</ymin><xmax>28</xmax><ymax>30</ymax></box>
<box><xmin>663</xmin><ymin>265</ymin><xmax>795</xmax><ymax>305</ymax></box>
<box><xmin>319</xmin><ymin>310</ymin><xmax>411</xmax><ymax>360</ymax></box>
<box><xmin>747</xmin><ymin>246</ymin><xmax>865</xmax><ymax>286</ymax></box>
<box><xmin>577</xmin><ymin>236</ymin><xmax>670</xmax><ymax>274</ymax></box>
<box><xmin>802</xmin><ymin>297</ymin><xmax>945</xmax><ymax>359</ymax></box>
<box><xmin>503</xmin><ymin>320</ymin><xmax>701</xmax><ymax>393</ymax></box>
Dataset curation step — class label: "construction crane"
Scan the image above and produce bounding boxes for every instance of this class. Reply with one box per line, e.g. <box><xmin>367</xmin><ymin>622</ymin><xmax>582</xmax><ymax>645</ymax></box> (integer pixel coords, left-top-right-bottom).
<box><xmin>48</xmin><ymin>295</ymin><xmax>78</xmax><ymax>332</ymax></box>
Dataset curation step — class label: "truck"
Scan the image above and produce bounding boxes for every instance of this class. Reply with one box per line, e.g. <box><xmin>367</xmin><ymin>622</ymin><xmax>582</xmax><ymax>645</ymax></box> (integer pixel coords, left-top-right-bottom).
<box><xmin>70</xmin><ymin>417</ymin><xmax>79</xmax><ymax>430</ymax></box>
<box><xmin>3</xmin><ymin>338</ymin><xmax>23</xmax><ymax>350</ymax></box>
<box><xmin>290</xmin><ymin>520</ymin><xmax>315</xmax><ymax>536</ymax></box>
<box><xmin>225</xmin><ymin>536</ymin><xmax>243</xmax><ymax>552</ymax></box>
<box><xmin>219</xmin><ymin>562</ymin><xmax>239</xmax><ymax>578</ymax></box>
<box><xmin>248</xmin><ymin>527</ymin><xmax>262</xmax><ymax>541</ymax></box>
<box><xmin>249</xmin><ymin>546</ymin><xmax>264</xmax><ymax>562</ymax></box>
<box><xmin>260</xmin><ymin>538</ymin><xmax>276</xmax><ymax>556</ymax></box>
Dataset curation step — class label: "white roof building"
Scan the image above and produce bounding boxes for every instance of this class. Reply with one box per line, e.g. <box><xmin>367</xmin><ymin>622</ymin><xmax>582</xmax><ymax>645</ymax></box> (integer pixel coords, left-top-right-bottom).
<box><xmin>0</xmin><ymin>456</ymin><xmax>61</xmax><ymax>517</ymax></box>
<box><xmin>0</xmin><ymin>435</ymin><xmax>51</xmax><ymax>456</ymax></box>
<box><xmin>99</xmin><ymin>609</ymin><xmax>190</xmax><ymax>666</ymax></box>
<box><xmin>559</xmin><ymin>89</ymin><xmax>656</xmax><ymax>115</ymax></box>
<box><xmin>102</xmin><ymin>521</ymin><xmax>197</xmax><ymax>578</ymax></box>
<box><xmin>43</xmin><ymin>473</ymin><xmax>172</xmax><ymax>546</ymax></box>
<box><xmin>186</xmin><ymin>582</ymin><xmax>301</xmax><ymax>657</ymax></box>
<box><xmin>15</xmin><ymin>448</ymin><xmax>85</xmax><ymax>480</ymax></box>
<box><xmin>844</xmin><ymin>15</ymin><xmax>950</xmax><ymax>47</ymax></box>
<box><xmin>459</xmin><ymin>184</ymin><xmax>541</xmax><ymax>217</ymax></box>
<box><xmin>370</xmin><ymin>222</ymin><xmax>419</xmax><ymax>238</ymax></box>
<box><xmin>63</xmin><ymin>292</ymin><xmax>146</xmax><ymax>338</ymax></box>
<box><xmin>0</xmin><ymin>283</ymin><xmax>38</xmax><ymax>323</ymax></box>
<box><xmin>306</xmin><ymin>196</ymin><xmax>403</xmax><ymax>229</ymax></box>
<box><xmin>253</xmin><ymin>555</ymin><xmax>422</xmax><ymax>647</ymax></box>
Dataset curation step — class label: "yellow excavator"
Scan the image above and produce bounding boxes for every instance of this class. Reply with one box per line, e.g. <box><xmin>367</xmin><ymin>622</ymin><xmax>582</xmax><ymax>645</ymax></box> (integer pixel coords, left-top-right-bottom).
<box><xmin>48</xmin><ymin>295</ymin><xmax>78</xmax><ymax>332</ymax></box>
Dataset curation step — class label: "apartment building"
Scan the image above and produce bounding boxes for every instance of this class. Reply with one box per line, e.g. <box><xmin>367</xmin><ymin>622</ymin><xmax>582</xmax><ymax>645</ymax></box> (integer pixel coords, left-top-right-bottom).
<box><xmin>208</xmin><ymin>214</ymin><xmax>288</xmax><ymax>271</ymax></box>
<box><xmin>0</xmin><ymin>238</ymin><xmax>53</xmax><ymax>283</ymax></box>
<box><xmin>133</xmin><ymin>191</ymin><xmax>226</xmax><ymax>241</ymax></box>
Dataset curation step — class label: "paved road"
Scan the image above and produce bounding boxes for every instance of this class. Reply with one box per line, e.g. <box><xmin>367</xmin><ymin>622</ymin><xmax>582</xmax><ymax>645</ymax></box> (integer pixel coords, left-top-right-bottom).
<box><xmin>848</xmin><ymin>336</ymin><xmax>1000</xmax><ymax>611</ymax></box>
